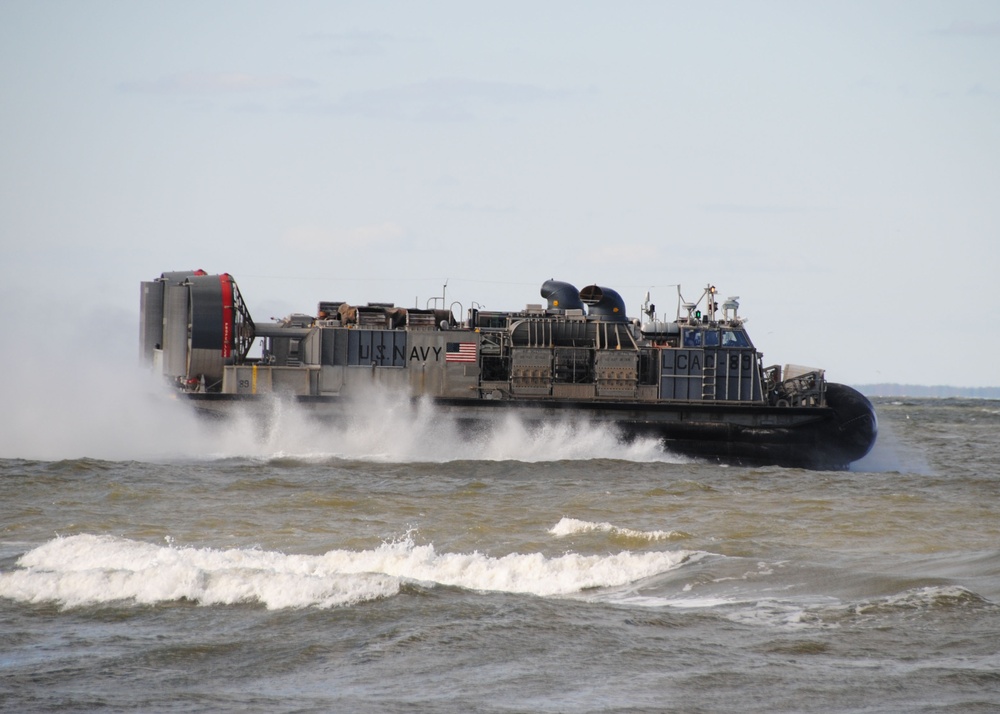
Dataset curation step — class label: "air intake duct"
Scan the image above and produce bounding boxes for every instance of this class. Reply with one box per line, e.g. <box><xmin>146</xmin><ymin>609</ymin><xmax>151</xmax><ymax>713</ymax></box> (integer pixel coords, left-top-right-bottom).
<box><xmin>540</xmin><ymin>279</ymin><xmax>585</xmax><ymax>312</ymax></box>
<box><xmin>579</xmin><ymin>284</ymin><xmax>627</xmax><ymax>322</ymax></box>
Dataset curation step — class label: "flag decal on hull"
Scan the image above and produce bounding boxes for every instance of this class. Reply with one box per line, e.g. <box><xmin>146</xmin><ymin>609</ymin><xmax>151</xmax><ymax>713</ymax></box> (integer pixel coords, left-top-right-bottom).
<box><xmin>446</xmin><ymin>342</ymin><xmax>477</xmax><ymax>362</ymax></box>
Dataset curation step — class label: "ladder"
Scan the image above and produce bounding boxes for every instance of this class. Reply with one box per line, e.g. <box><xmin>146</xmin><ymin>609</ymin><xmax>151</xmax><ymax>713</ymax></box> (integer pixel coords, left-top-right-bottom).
<box><xmin>701</xmin><ymin>353</ymin><xmax>717</xmax><ymax>400</ymax></box>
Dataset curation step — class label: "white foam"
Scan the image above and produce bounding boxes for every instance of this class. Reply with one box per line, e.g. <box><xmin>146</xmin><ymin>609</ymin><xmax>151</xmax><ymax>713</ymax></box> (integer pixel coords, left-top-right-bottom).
<box><xmin>0</xmin><ymin>533</ymin><xmax>698</xmax><ymax>610</ymax></box>
<box><xmin>0</xmin><ymin>534</ymin><xmax>398</xmax><ymax>610</ymax></box>
<box><xmin>190</xmin><ymin>387</ymin><xmax>689</xmax><ymax>464</ymax></box>
<box><xmin>549</xmin><ymin>517</ymin><xmax>682</xmax><ymax>541</ymax></box>
<box><xmin>605</xmin><ymin>593</ymin><xmax>737</xmax><ymax>609</ymax></box>
<box><xmin>853</xmin><ymin>585</ymin><xmax>986</xmax><ymax>613</ymax></box>
<box><xmin>601</xmin><ymin>592</ymin><xmax>841</xmax><ymax>633</ymax></box>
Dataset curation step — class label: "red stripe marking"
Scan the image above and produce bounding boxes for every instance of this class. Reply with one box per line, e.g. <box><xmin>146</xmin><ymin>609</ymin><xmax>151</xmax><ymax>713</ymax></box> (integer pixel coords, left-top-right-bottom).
<box><xmin>219</xmin><ymin>273</ymin><xmax>234</xmax><ymax>358</ymax></box>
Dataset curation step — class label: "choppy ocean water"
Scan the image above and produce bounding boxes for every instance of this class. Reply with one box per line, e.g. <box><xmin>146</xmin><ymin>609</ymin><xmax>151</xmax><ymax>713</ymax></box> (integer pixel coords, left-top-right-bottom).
<box><xmin>1</xmin><ymin>393</ymin><xmax>999</xmax><ymax>713</ymax></box>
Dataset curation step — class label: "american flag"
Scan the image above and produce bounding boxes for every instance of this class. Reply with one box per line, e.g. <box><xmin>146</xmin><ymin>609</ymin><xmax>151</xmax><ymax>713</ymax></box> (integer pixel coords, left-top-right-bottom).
<box><xmin>445</xmin><ymin>342</ymin><xmax>477</xmax><ymax>363</ymax></box>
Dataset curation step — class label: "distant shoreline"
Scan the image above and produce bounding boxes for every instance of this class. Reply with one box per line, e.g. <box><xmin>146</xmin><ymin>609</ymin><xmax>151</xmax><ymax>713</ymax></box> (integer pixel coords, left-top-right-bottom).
<box><xmin>855</xmin><ymin>384</ymin><xmax>1000</xmax><ymax>399</ymax></box>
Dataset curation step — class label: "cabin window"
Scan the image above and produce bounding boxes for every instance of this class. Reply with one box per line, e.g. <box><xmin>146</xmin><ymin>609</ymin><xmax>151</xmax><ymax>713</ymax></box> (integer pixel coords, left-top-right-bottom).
<box><xmin>703</xmin><ymin>330</ymin><xmax>720</xmax><ymax>347</ymax></box>
<box><xmin>722</xmin><ymin>330</ymin><xmax>750</xmax><ymax>348</ymax></box>
<box><xmin>682</xmin><ymin>329</ymin><xmax>702</xmax><ymax>347</ymax></box>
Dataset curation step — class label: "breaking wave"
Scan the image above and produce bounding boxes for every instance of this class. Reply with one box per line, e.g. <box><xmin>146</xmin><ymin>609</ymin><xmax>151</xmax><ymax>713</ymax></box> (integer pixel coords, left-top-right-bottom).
<box><xmin>549</xmin><ymin>517</ymin><xmax>686</xmax><ymax>542</ymax></box>
<box><xmin>603</xmin><ymin>582</ymin><xmax>996</xmax><ymax>632</ymax></box>
<box><xmin>0</xmin><ymin>533</ymin><xmax>698</xmax><ymax>610</ymax></box>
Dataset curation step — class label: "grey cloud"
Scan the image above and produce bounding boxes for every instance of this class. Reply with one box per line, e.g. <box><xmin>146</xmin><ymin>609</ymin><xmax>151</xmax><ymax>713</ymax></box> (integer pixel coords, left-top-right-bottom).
<box><xmin>933</xmin><ymin>20</ymin><xmax>1000</xmax><ymax>37</ymax></box>
<box><xmin>967</xmin><ymin>83</ymin><xmax>999</xmax><ymax>97</ymax></box>
<box><xmin>703</xmin><ymin>203</ymin><xmax>835</xmax><ymax>215</ymax></box>
<box><xmin>119</xmin><ymin>71</ymin><xmax>317</xmax><ymax>95</ymax></box>
<box><xmin>303</xmin><ymin>77</ymin><xmax>571</xmax><ymax>121</ymax></box>
<box><xmin>435</xmin><ymin>202</ymin><xmax>516</xmax><ymax>214</ymax></box>
<box><xmin>301</xmin><ymin>31</ymin><xmax>399</xmax><ymax>57</ymax></box>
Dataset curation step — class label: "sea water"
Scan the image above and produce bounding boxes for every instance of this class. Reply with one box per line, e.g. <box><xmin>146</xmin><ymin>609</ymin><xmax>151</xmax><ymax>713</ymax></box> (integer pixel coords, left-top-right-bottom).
<box><xmin>1</xmin><ymin>388</ymin><xmax>998</xmax><ymax>713</ymax></box>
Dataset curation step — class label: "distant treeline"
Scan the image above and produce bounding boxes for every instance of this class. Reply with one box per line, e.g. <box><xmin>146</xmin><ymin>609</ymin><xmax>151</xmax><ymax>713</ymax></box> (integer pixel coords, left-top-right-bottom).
<box><xmin>855</xmin><ymin>384</ymin><xmax>1000</xmax><ymax>399</ymax></box>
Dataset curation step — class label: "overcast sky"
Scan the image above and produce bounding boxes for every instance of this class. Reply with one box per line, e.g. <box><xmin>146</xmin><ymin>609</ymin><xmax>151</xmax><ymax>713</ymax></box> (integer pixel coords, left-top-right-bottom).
<box><xmin>1</xmin><ymin>1</ymin><xmax>998</xmax><ymax>387</ymax></box>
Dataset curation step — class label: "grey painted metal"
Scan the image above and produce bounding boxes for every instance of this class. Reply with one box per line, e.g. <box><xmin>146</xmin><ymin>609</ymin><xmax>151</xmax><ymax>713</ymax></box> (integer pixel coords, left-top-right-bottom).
<box><xmin>579</xmin><ymin>284</ymin><xmax>628</xmax><ymax>322</ymax></box>
<box><xmin>139</xmin><ymin>281</ymin><xmax>163</xmax><ymax>363</ymax></box>
<box><xmin>540</xmin><ymin>279</ymin><xmax>585</xmax><ymax>312</ymax></box>
<box><xmin>162</xmin><ymin>282</ymin><xmax>190</xmax><ymax>379</ymax></box>
<box><xmin>346</xmin><ymin>329</ymin><xmax>407</xmax><ymax>367</ymax></box>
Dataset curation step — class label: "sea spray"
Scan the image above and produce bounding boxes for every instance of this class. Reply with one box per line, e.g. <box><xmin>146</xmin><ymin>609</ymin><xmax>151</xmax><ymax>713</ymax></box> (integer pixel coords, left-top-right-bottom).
<box><xmin>189</xmin><ymin>385</ymin><xmax>683</xmax><ymax>464</ymax></box>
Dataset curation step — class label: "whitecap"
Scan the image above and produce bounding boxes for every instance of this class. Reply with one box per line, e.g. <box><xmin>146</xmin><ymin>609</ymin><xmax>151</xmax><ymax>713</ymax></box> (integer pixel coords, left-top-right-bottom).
<box><xmin>0</xmin><ymin>532</ymin><xmax>700</xmax><ymax>610</ymax></box>
<box><xmin>549</xmin><ymin>517</ymin><xmax>683</xmax><ymax>541</ymax></box>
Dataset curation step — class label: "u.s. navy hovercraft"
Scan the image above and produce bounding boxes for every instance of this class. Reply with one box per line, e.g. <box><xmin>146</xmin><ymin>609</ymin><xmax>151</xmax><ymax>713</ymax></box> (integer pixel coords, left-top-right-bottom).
<box><xmin>140</xmin><ymin>271</ymin><xmax>877</xmax><ymax>469</ymax></box>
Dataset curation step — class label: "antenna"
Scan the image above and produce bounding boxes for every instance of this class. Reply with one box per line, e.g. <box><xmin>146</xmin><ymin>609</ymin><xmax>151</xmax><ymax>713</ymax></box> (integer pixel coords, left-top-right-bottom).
<box><xmin>425</xmin><ymin>278</ymin><xmax>450</xmax><ymax>310</ymax></box>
